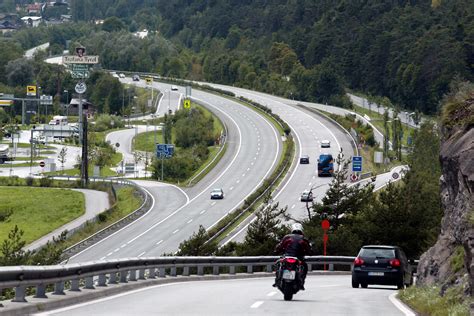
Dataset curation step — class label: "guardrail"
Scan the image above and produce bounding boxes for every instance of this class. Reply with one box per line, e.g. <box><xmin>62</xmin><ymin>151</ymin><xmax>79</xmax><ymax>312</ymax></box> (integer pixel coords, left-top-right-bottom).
<box><xmin>0</xmin><ymin>256</ymin><xmax>355</xmax><ymax>308</ymax></box>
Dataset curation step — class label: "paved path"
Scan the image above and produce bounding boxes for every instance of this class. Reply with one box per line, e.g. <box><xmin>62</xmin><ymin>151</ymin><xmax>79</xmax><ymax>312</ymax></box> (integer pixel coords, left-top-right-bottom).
<box><xmin>24</xmin><ymin>189</ymin><xmax>110</xmax><ymax>251</ymax></box>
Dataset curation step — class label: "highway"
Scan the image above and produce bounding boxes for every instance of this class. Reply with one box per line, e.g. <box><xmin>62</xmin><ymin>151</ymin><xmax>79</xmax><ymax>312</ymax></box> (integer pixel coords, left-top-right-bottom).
<box><xmin>37</xmin><ymin>275</ymin><xmax>408</xmax><ymax>316</ymax></box>
<box><xmin>69</xmin><ymin>82</ymin><xmax>282</xmax><ymax>262</ymax></box>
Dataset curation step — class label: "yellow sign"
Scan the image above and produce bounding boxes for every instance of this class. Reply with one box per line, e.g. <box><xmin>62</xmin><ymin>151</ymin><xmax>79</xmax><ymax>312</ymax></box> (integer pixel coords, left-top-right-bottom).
<box><xmin>183</xmin><ymin>99</ymin><xmax>191</xmax><ymax>109</ymax></box>
<box><xmin>145</xmin><ymin>77</ymin><xmax>153</xmax><ymax>85</ymax></box>
<box><xmin>0</xmin><ymin>100</ymin><xmax>13</xmax><ymax>106</ymax></box>
<box><xmin>27</xmin><ymin>85</ymin><xmax>36</xmax><ymax>96</ymax></box>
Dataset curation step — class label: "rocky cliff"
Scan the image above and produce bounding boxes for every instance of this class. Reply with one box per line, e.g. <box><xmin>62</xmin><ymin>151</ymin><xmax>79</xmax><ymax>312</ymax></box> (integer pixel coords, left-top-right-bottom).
<box><xmin>417</xmin><ymin>83</ymin><xmax>474</xmax><ymax>297</ymax></box>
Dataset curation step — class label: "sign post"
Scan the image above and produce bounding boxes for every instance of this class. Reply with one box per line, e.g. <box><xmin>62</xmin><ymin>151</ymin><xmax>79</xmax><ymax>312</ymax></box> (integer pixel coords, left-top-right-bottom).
<box><xmin>321</xmin><ymin>219</ymin><xmax>330</xmax><ymax>271</ymax></box>
<box><xmin>352</xmin><ymin>156</ymin><xmax>362</xmax><ymax>173</ymax></box>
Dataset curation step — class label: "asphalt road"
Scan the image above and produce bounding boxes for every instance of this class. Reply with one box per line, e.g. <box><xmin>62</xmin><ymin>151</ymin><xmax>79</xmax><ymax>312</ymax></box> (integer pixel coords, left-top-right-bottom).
<box><xmin>69</xmin><ymin>83</ymin><xmax>281</xmax><ymax>262</ymax></box>
<box><xmin>39</xmin><ymin>275</ymin><xmax>408</xmax><ymax>316</ymax></box>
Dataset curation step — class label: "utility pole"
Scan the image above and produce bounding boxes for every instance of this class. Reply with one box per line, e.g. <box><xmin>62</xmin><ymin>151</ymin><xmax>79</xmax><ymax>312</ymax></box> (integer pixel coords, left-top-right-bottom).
<box><xmin>81</xmin><ymin>113</ymin><xmax>89</xmax><ymax>187</ymax></box>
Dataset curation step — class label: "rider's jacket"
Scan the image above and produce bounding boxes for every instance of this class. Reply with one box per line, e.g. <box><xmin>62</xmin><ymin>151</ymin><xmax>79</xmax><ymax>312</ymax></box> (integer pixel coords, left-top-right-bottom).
<box><xmin>275</xmin><ymin>234</ymin><xmax>311</xmax><ymax>260</ymax></box>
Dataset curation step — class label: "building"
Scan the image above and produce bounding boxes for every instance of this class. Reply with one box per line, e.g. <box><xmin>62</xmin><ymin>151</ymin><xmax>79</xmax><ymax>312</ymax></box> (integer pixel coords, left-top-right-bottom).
<box><xmin>65</xmin><ymin>99</ymin><xmax>95</xmax><ymax>118</ymax></box>
<box><xmin>21</xmin><ymin>16</ymin><xmax>42</xmax><ymax>27</ymax></box>
<box><xmin>0</xmin><ymin>14</ymin><xmax>21</xmax><ymax>33</ymax></box>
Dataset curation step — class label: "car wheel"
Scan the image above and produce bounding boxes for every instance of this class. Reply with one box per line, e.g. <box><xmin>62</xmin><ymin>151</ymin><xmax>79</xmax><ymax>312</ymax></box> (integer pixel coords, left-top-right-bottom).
<box><xmin>361</xmin><ymin>283</ymin><xmax>368</xmax><ymax>288</ymax></box>
<box><xmin>351</xmin><ymin>279</ymin><xmax>359</xmax><ymax>288</ymax></box>
<box><xmin>397</xmin><ymin>280</ymin><xmax>404</xmax><ymax>290</ymax></box>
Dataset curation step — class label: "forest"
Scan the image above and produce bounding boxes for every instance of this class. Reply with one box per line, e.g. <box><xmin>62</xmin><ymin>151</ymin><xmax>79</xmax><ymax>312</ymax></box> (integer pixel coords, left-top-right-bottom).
<box><xmin>1</xmin><ymin>0</ymin><xmax>473</xmax><ymax>114</ymax></box>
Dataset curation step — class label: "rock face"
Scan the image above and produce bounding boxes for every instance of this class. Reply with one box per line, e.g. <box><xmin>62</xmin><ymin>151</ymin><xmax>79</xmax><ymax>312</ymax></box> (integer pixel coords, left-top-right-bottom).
<box><xmin>417</xmin><ymin>125</ymin><xmax>474</xmax><ymax>295</ymax></box>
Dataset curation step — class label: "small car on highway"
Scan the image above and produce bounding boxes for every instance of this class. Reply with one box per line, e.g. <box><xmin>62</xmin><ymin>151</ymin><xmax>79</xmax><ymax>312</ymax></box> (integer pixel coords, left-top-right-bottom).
<box><xmin>210</xmin><ymin>188</ymin><xmax>224</xmax><ymax>199</ymax></box>
<box><xmin>171</xmin><ymin>85</ymin><xmax>179</xmax><ymax>91</ymax></box>
<box><xmin>352</xmin><ymin>245</ymin><xmax>413</xmax><ymax>289</ymax></box>
<box><xmin>300</xmin><ymin>190</ymin><xmax>313</xmax><ymax>202</ymax></box>
<box><xmin>119</xmin><ymin>73</ymin><xmax>125</xmax><ymax>78</ymax></box>
<box><xmin>321</xmin><ymin>140</ymin><xmax>331</xmax><ymax>148</ymax></box>
<box><xmin>132</xmin><ymin>75</ymin><xmax>140</xmax><ymax>81</ymax></box>
<box><xmin>299</xmin><ymin>155</ymin><xmax>310</xmax><ymax>164</ymax></box>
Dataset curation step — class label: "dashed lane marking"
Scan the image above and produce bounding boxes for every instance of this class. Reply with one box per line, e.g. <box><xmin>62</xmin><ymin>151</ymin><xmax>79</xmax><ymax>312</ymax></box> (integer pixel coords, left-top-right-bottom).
<box><xmin>156</xmin><ymin>240</ymin><xmax>163</xmax><ymax>245</ymax></box>
<box><xmin>250</xmin><ymin>301</ymin><xmax>264</xmax><ymax>309</ymax></box>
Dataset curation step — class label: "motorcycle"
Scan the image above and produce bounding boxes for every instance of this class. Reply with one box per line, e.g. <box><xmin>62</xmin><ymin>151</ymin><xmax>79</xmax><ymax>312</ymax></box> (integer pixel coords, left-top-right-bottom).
<box><xmin>274</xmin><ymin>256</ymin><xmax>304</xmax><ymax>301</ymax></box>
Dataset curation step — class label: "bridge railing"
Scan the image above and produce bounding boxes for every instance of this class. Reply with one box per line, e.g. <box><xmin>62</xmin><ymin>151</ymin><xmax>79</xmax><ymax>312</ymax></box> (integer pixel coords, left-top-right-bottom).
<box><xmin>0</xmin><ymin>256</ymin><xmax>355</xmax><ymax>305</ymax></box>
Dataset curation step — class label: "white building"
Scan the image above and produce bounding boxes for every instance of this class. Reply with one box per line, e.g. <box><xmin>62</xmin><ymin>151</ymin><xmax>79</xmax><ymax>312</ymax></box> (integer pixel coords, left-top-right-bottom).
<box><xmin>21</xmin><ymin>16</ymin><xmax>42</xmax><ymax>27</ymax></box>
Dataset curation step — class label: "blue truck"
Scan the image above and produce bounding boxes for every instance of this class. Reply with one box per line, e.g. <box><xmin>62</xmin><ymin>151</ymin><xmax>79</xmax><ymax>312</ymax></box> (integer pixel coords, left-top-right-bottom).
<box><xmin>317</xmin><ymin>153</ymin><xmax>334</xmax><ymax>176</ymax></box>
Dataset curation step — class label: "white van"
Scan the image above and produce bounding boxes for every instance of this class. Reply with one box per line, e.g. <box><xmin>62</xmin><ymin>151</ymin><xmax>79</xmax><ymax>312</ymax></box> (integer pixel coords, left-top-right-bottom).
<box><xmin>49</xmin><ymin>116</ymin><xmax>68</xmax><ymax>125</ymax></box>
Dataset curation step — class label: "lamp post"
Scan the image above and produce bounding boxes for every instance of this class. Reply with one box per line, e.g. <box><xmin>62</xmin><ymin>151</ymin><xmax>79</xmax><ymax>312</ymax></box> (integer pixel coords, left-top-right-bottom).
<box><xmin>64</xmin><ymin>89</ymin><xmax>69</xmax><ymax>116</ymax></box>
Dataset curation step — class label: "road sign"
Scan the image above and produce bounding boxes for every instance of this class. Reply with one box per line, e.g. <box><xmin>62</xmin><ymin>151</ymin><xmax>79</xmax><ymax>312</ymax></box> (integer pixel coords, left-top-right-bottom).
<box><xmin>321</xmin><ymin>219</ymin><xmax>330</xmax><ymax>231</ymax></box>
<box><xmin>75</xmin><ymin>82</ymin><xmax>87</xmax><ymax>94</ymax></box>
<box><xmin>392</xmin><ymin>172</ymin><xmax>399</xmax><ymax>179</ymax></box>
<box><xmin>71</xmin><ymin>64</ymin><xmax>89</xmax><ymax>71</ymax></box>
<box><xmin>183</xmin><ymin>99</ymin><xmax>191</xmax><ymax>109</ymax></box>
<box><xmin>62</xmin><ymin>55</ymin><xmax>99</xmax><ymax>64</ymax></box>
<box><xmin>145</xmin><ymin>77</ymin><xmax>153</xmax><ymax>85</ymax></box>
<box><xmin>27</xmin><ymin>85</ymin><xmax>36</xmax><ymax>96</ymax></box>
<box><xmin>350</xmin><ymin>174</ymin><xmax>358</xmax><ymax>182</ymax></box>
<box><xmin>40</xmin><ymin>95</ymin><xmax>53</xmax><ymax>105</ymax></box>
<box><xmin>39</xmin><ymin>161</ymin><xmax>45</xmax><ymax>167</ymax></box>
<box><xmin>156</xmin><ymin>144</ymin><xmax>174</xmax><ymax>158</ymax></box>
<box><xmin>71</xmin><ymin>71</ymin><xmax>90</xmax><ymax>79</ymax></box>
<box><xmin>352</xmin><ymin>156</ymin><xmax>362</xmax><ymax>172</ymax></box>
<box><xmin>0</xmin><ymin>100</ymin><xmax>13</xmax><ymax>106</ymax></box>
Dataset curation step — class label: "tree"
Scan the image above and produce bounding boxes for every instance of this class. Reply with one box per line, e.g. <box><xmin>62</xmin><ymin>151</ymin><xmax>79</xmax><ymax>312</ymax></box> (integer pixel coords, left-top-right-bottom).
<box><xmin>102</xmin><ymin>16</ymin><xmax>125</xmax><ymax>32</ymax></box>
<box><xmin>0</xmin><ymin>226</ymin><xmax>30</xmax><ymax>266</ymax></box>
<box><xmin>57</xmin><ymin>147</ymin><xmax>67</xmax><ymax>172</ymax></box>
<box><xmin>175</xmin><ymin>225</ymin><xmax>217</xmax><ymax>256</ymax></box>
<box><xmin>6</xmin><ymin>58</ymin><xmax>34</xmax><ymax>87</ymax></box>
<box><xmin>383</xmin><ymin>111</ymin><xmax>390</xmax><ymax>161</ymax></box>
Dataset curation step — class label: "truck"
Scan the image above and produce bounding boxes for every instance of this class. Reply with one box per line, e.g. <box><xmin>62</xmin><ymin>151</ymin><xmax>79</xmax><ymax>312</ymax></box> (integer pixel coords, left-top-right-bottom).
<box><xmin>49</xmin><ymin>115</ymin><xmax>68</xmax><ymax>126</ymax></box>
<box><xmin>317</xmin><ymin>153</ymin><xmax>334</xmax><ymax>176</ymax></box>
<box><xmin>0</xmin><ymin>144</ymin><xmax>10</xmax><ymax>164</ymax></box>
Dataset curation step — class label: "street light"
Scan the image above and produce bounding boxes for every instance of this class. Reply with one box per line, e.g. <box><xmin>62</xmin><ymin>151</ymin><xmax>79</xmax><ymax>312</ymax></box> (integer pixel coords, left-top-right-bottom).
<box><xmin>64</xmin><ymin>89</ymin><xmax>69</xmax><ymax>116</ymax></box>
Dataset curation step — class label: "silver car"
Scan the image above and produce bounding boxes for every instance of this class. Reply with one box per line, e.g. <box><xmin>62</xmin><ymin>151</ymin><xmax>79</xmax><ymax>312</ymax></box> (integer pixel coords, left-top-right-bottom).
<box><xmin>211</xmin><ymin>188</ymin><xmax>224</xmax><ymax>199</ymax></box>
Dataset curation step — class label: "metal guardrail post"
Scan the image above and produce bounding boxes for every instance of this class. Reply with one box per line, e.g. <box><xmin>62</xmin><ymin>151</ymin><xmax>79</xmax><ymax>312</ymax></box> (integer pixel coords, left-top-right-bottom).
<box><xmin>197</xmin><ymin>266</ymin><xmax>204</xmax><ymax>276</ymax></box>
<box><xmin>148</xmin><ymin>268</ymin><xmax>156</xmax><ymax>279</ymax></box>
<box><xmin>183</xmin><ymin>267</ymin><xmax>190</xmax><ymax>276</ymax></box>
<box><xmin>247</xmin><ymin>265</ymin><xmax>253</xmax><ymax>274</ymax></box>
<box><xmin>70</xmin><ymin>279</ymin><xmax>81</xmax><ymax>291</ymax></box>
<box><xmin>34</xmin><ymin>284</ymin><xmax>47</xmax><ymax>298</ymax></box>
<box><xmin>229</xmin><ymin>266</ymin><xmax>235</xmax><ymax>275</ymax></box>
<box><xmin>98</xmin><ymin>274</ymin><xmax>107</xmax><ymax>286</ymax></box>
<box><xmin>120</xmin><ymin>271</ymin><xmax>128</xmax><ymax>283</ymax></box>
<box><xmin>213</xmin><ymin>266</ymin><xmax>219</xmax><ymax>275</ymax></box>
<box><xmin>328</xmin><ymin>264</ymin><xmax>334</xmax><ymax>271</ymax></box>
<box><xmin>159</xmin><ymin>268</ymin><xmax>166</xmax><ymax>278</ymax></box>
<box><xmin>85</xmin><ymin>276</ymin><xmax>94</xmax><ymax>289</ymax></box>
<box><xmin>307</xmin><ymin>263</ymin><xmax>312</xmax><ymax>271</ymax></box>
<box><xmin>138</xmin><ymin>269</ymin><xmax>146</xmax><ymax>280</ymax></box>
<box><xmin>170</xmin><ymin>267</ymin><xmax>177</xmax><ymax>277</ymax></box>
<box><xmin>129</xmin><ymin>270</ymin><xmax>137</xmax><ymax>281</ymax></box>
<box><xmin>53</xmin><ymin>281</ymin><xmax>65</xmax><ymax>295</ymax></box>
<box><xmin>266</xmin><ymin>264</ymin><xmax>273</xmax><ymax>273</ymax></box>
<box><xmin>13</xmin><ymin>285</ymin><xmax>27</xmax><ymax>302</ymax></box>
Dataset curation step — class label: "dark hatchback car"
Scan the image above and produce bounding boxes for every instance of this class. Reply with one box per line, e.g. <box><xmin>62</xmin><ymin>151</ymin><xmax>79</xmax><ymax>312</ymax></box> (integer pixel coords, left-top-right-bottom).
<box><xmin>352</xmin><ymin>245</ymin><xmax>413</xmax><ymax>289</ymax></box>
<box><xmin>300</xmin><ymin>155</ymin><xmax>310</xmax><ymax>164</ymax></box>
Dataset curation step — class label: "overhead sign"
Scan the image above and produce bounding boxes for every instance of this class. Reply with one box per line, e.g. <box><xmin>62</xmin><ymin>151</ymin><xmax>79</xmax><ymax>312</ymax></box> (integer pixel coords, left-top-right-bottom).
<box><xmin>62</xmin><ymin>55</ymin><xmax>99</xmax><ymax>64</ymax></box>
<box><xmin>71</xmin><ymin>71</ymin><xmax>90</xmax><ymax>79</ymax></box>
<box><xmin>183</xmin><ymin>99</ymin><xmax>191</xmax><ymax>109</ymax></box>
<box><xmin>352</xmin><ymin>156</ymin><xmax>362</xmax><ymax>172</ymax></box>
<box><xmin>0</xmin><ymin>100</ymin><xmax>13</xmax><ymax>106</ymax></box>
<box><xmin>40</xmin><ymin>95</ymin><xmax>53</xmax><ymax>105</ymax></box>
<box><xmin>27</xmin><ymin>85</ymin><xmax>37</xmax><ymax>96</ymax></box>
<box><xmin>156</xmin><ymin>144</ymin><xmax>174</xmax><ymax>158</ymax></box>
<box><xmin>75</xmin><ymin>82</ymin><xmax>87</xmax><ymax>94</ymax></box>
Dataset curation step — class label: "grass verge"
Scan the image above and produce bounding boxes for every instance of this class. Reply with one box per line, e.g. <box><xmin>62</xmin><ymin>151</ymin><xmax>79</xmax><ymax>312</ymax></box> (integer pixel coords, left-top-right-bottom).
<box><xmin>0</xmin><ymin>187</ymin><xmax>84</xmax><ymax>244</ymax></box>
<box><xmin>399</xmin><ymin>286</ymin><xmax>470</xmax><ymax>316</ymax></box>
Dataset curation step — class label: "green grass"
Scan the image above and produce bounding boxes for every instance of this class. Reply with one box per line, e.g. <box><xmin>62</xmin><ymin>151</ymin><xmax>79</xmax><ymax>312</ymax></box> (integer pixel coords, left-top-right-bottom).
<box><xmin>352</xmin><ymin>105</ymin><xmax>415</xmax><ymax>146</ymax></box>
<box><xmin>134</xmin><ymin>130</ymin><xmax>164</xmax><ymax>152</ymax></box>
<box><xmin>61</xmin><ymin>186</ymin><xmax>141</xmax><ymax>249</ymax></box>
<box><xmin>0</xmin><ymin>187</ymin><xmax>84</xmax><ymax>244</ymax></box>
<box><xmin>399</xmin><ymin>286</ymin><xmax>470</xmax><ymax>316</ymax></box>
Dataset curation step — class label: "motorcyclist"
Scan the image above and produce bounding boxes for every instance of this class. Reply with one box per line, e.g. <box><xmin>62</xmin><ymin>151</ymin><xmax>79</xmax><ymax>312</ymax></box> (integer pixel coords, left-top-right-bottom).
<box><xmin>273</xmin><ymin>223</ymin><xmax>312</xmax><ymax>290</ymax></box>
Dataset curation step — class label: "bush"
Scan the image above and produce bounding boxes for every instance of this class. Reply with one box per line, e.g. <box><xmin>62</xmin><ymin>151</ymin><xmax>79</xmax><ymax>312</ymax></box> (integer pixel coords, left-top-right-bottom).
<box><xmin>39</xmin><ymin>177</ymin><xmax>52</xmax><ymax>187</ymax></box>
<box><xmin>25</xmin><ymin>177</ymin><xmax>35</xmax><ymax>186</ymax></box>
<box><xmin>0</xmin><ymin>208</ymin><xmax>13</xmax><ymax>222</ymax></box>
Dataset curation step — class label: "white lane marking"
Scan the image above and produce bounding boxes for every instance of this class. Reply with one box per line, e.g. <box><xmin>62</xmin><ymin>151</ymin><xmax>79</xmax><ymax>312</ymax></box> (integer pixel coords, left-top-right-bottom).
<box><xmin>247</xmin><ymin>167</ymin><xmax>250</xmax><ymax>171</ymax></box>
<box><xmin>200</xmin><ymin>210</ymin><xmax>206</xmax><ymax>214</ymax></box>
<box><xmin>187</xmin><ymin>219</ymin><xmax>193</xmax><ymax>224</ymax></box>
<box><xmin>100</xmin><ymin>256</ymin><xmax>106</xmax><ymax>260</ymax></box>
<box><xmin>389</xmin><ymin>293</ymin><xmax>416</xmax><ymax>316</ymax></box>
<box><xmin>137</xmin><ymin>251</ymin><xmax>146</xmax><ymax>257</ymax></box>
<box><xmin>242</xmin><ymin>173</ymin><xmax>246</xmax><ymax>177</ymax></box>
<box><xmin>211</xmin><ymin>202</ymin><xmax>216</xmax><ymax>206</ymax></box>
<box><xmin>121</xmin><ymin>244</ymin><xmax>126</xmax><ymax>248</ymax></box>
<box><xmin>250</xmin><ymin>301</ymin><xmax>264</xmax><ymax>309</ymax></box>
<box><xmin>156</xmin><ymin>240</ymin><xmax>163</xmax><ymax>245</ymax></box>
<box><xmin>172</xmin><ymin>229</ymin><xmax>179</xmax><ymax>234</ymax></box>
<box><xmin>236</xmin><ymin>180</ymin><xmax>240</xmax><ymax>184</ymax></box>
<box><xmin>107</xmin><ymin>252</ymin><xmax>113</xmax><ymax>256</ymax></box>
<box><xmin>114</xmin><ymin>248</ymin><xmax>120</xmax><ymax>253</ymax></box>
<box><xmin>267</xmin><ymin>291</ymin><xmax>277</xmax><ymax>297</ymax></box>
<box><xmin>308</xmin><ymin>182</ymin><xmax>312</xmax><ymax>186</ymax></box>
<box><xmin>229</xmin><ymin>187</ymin><xmax>234</xmax><ymax>191</ymax></box>
<box><xmin>251</xmin><ymin>162</ymin><xmax>254</xmax><ymax>165</ymax></box>
<box><xmin>291</xmin><ymin>204</ymin><xmax>295</xmax><ymax>209</ymax></box>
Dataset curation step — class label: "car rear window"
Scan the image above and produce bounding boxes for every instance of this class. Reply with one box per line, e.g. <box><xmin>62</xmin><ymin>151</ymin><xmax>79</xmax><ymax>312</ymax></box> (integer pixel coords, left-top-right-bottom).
<box><xmin>359</xmin><ymin>248</ymin><xmax>396</xmax><ymax>259</ymax></box>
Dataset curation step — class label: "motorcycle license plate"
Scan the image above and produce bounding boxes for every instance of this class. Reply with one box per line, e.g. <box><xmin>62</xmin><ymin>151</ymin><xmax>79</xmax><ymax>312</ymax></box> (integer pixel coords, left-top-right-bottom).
<box><xmin>282</xmin><ymin>270</ymin><xmax>296</xmax><ymax>280</ymax></box>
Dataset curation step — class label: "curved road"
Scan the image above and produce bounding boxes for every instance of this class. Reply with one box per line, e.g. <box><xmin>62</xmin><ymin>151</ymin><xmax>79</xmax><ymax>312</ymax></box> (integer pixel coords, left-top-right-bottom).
<box><xmin>38</xmin><ymin>275</ymin><xmax>410</xmax><ymax>316</ymax></box>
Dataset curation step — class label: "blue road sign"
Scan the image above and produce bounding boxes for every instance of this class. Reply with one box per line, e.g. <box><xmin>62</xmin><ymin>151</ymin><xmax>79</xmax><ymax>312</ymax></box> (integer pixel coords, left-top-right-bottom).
<box><xmin>156</xmin><ymin>144</ymin><xmax>174</xmax><ymax>158</ymax></box>
<box><xmin>352</xmin><ymin>156</ymin><xmax>363</xmax><ymax>172</ymax></box>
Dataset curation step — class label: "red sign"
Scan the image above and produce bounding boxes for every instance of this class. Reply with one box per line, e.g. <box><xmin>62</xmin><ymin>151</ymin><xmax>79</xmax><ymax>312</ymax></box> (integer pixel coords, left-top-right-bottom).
<box><xmin>321</xmin><ymin>219</ymin><xmax>330</xmax><ymax>231</ymax></box>
<box><xmin>39</xmin><ymin>161</ymin><xmax>45</xmax><ymax>167</ymax></box>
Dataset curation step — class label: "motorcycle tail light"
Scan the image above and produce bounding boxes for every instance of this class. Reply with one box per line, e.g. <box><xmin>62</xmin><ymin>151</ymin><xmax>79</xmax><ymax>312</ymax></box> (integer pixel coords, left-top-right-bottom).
<box><xmin>285</xmin><ymin>258</ymin><xmax>297</xmax><ymax>264</ymax></box>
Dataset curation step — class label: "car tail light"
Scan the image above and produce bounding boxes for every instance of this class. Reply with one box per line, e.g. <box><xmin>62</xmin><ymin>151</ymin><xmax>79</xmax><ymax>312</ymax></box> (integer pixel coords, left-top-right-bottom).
<box><xmin>354</xmin><ymin>257</ymin><xmax>364</xmax><ymax>266</ymax></box>
<box><xmin>390</xmin><ymin>259</ymin><xmax>401</xmax><ymax>267</ymax></box>
<box><xmin>285</xmin><ymin>258</ymin><xmax>297</xmax><ymax>264</ymax></box>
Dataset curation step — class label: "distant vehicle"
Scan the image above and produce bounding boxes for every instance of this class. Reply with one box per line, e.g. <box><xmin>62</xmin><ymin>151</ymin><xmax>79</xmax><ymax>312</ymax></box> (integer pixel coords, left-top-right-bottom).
<box><xmin>321</xmin><ymin>140</ymin><xmax>331</xmax><ymax>148</ymax></box>
<box><xmin>132</xmin><ymin>75</ymin><xmax>140</xmax><ymax>81</ymax></box>
<box><xmin>317</xmin><ymin>153</ymin><xmax>334</xmax><ymax>177</ymax></box>
<box><xmin>112</xmin><ymin>73</ymin><xmax>120</xmax><ymax>78</ymax></box>
<box><xmin>30</xmin><ymin>134</ymin><xmax>46</xmax><ymax>145</ymax></box>
<box><xmin>300</xmin><ymin>190</ymin><xmax>313</xmax><ymax>202</ymax></box>
<box><xmin>119</xmin><ymin>73</ymin><xmax>125</xmax><ymax>78</ymax></box>
<box><xmin>352</xmin><ymin>245</ymin><xmax>413</xmax><ymax>289</ymax></box>
<box><xmin>299</xmin><ymin>155</ymin><xmax>310</xmax><ymax>164</ymax></box>
<box><xmin>0</xmin><ymin>144</ymin><xmax>9</xmax><ymax>164</ymax></box>
<box><xmin>171</xmin><ymin>85</ymin><xmax>178</xmax><ymax>91</ymax></box>
<box><xmin>210</xmin><ymin>188</ymin><xmax>224</xmax><ymax>199</ymax></box>
<box><xmin>49</xmin><ymin>115</ymin><xmax>68</xmax><ymax>126</ymax></box>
